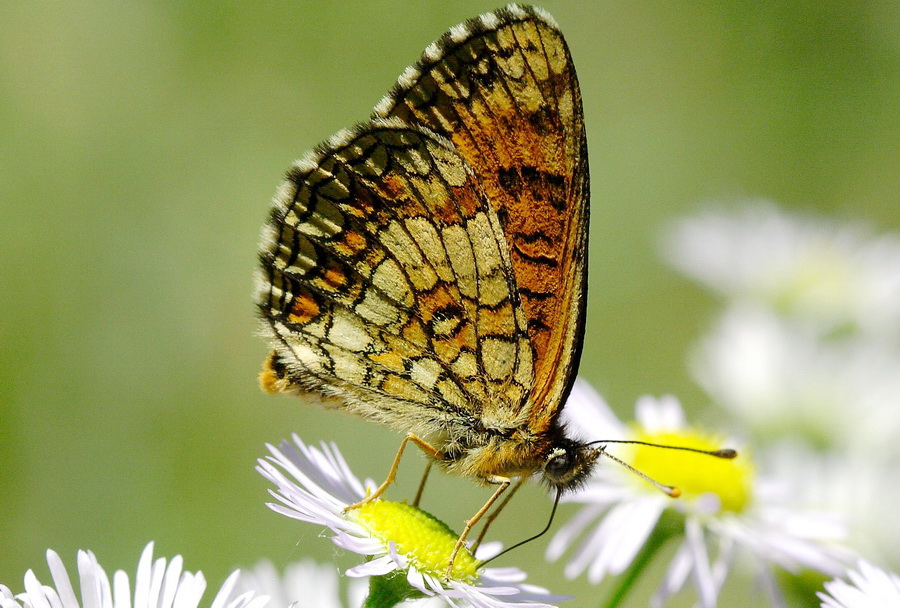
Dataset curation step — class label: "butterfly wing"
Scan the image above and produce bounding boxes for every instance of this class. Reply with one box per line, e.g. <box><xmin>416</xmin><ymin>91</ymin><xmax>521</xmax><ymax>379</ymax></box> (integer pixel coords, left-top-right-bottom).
<box><xmin>257</xmin><ymin>119</ymin><xmax>536</xmax><ymax>446</ymax></box>
<box><xmin>373</xmin><ymin>5</ymin><xmax>589</xmax><ymax>434</ymax></box>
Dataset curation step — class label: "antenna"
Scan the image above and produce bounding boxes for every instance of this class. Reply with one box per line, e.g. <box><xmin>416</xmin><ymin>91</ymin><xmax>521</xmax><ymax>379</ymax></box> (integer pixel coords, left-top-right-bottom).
<box><xmin>598</xmin><ymin>448</ymin><xmax>681</xmax><ymax>497</ymax></box>
<box><xmin>587</xmin><ymin>439</ymin><xmax>738</xmax><ymax>498</ymax></box>
<box><xmin>589</xmin><ymin>439</ymin><xmax>737</xmax><ymax>460</ymax></box>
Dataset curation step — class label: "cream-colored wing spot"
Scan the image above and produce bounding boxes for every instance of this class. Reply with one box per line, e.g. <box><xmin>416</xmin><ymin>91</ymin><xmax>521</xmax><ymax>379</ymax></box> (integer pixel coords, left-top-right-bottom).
<box><xmin>482</xmin><ymin>337</ymin><xmax>518</xmax><ymax>381</ymax></box>
<box><xmin>371</xmin><ymin>258</ymin><xmax>415</xmax><ymax>307</ymax></box>
<box><xmin>441</xmin><ymin>224</ymin><xmax>478</xmax><ymax>299</ymax></box>
<box><xmin>405</xmin><ymin>217</ymin><xmax>454</xmax><ymax>283</ymax></box>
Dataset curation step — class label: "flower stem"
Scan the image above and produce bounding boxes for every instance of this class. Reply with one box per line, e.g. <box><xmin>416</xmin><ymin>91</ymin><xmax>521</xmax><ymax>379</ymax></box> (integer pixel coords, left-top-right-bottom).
<box><xmin>597</xmin><ymin>514</ymin><xmax>680</xmax><ymax>608</ymax></box>
<box><xmin>362</xmin><ymin>571</ymin><xmax>425</xmax><ymax>608</ymax></box>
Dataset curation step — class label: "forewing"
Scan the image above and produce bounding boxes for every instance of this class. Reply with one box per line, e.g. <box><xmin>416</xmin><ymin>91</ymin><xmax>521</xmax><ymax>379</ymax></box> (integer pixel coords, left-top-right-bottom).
<box><xmin>257</xmin><ymin>120</ymin><xmax>535</xmax><ymax>441</ymax></box>
<box><xmin>374</xmin><ymin>5</ymin><xmax>589</xmax><ymax>431</ymax></box>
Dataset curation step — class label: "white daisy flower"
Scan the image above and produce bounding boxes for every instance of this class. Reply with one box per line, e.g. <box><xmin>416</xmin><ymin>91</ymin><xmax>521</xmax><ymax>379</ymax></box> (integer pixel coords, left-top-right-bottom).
<box><xmin>763</xmin><ymin>443</ymin><xmax>900</xmax><ymax>569</ymax></box>
<box><xmin>546</xmin><ymin>379</ymin><xmax>852</xmax><ymax>608</ymax></box>
<box><xmin>0</xmin><ymin>542</ymin><xmax>266</xmax><ymax>608</ymax></box>
<box><xmin>662</xmin><ymin>201</ymin><xmax>900</xmax><ymax>337</ymax></box>
<box><xmin>691</xmin><ymin>305</ymin><xmax>900</xmax><ymax>452</ymax></box>
<box><xmin>237</xmin><ymin>560</ymin><xmax>367</xmax><ymax>608</ymax></box>
<box><xmin>237</xmin><ymin>560</ymin><xmax>445</xmax><ymax>608</ymax></box>
<box><xmin>818</xmin><ymin>561</ymin><xmax>900</xmax><ymax>608</ymax></box>
<box><xmin>256</xmin><ymin>434</ymin><xmax>566</xmax><ymax>608</ymax></box>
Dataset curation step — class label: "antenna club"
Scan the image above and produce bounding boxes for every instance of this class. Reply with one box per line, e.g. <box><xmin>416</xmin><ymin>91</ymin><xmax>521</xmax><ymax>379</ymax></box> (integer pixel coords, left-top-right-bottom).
<box><xmin>715</xmin><ymin>449</ymin><xmax>738</xmax><ymax>459</ymax></box>
<box><xmin>668</xmin><ymin>487</ymin><xmax>682</xmax><ymax>498</ymax></box>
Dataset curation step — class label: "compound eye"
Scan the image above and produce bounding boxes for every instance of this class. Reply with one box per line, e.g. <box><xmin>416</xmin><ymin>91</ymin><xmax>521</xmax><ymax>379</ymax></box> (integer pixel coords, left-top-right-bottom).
<box><xmin>544</xmin><ymin>450</ymin><xmax>573</xmax><ymax>481</ymax></box>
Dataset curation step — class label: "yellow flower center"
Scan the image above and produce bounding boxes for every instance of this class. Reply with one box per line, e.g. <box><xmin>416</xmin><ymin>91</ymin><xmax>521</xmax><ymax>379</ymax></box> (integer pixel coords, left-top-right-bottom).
<box><xmin>350</xmin><ymin>500</ymin><xmax>479</xmax><ymax>582</ymax></box>
<box><xmin>627</xmin><ymin>429</ymin><xmax>753</xmax><ymax>513</ymax></box>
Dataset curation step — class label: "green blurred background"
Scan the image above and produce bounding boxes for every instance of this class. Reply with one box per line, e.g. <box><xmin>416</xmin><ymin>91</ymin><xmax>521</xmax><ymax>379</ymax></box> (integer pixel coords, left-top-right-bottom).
<box><xmin>2</xmin><ymin>1</ymin><xmax>898</xmax><ymax>606</ymax></box>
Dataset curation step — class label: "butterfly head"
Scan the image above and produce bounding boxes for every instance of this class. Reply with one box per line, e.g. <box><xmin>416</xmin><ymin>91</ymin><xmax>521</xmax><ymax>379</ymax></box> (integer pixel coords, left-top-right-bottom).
<box><xmin>540</xmin><ymin>437</ymin><xmax>603</xmax><ymax>493</ymax></box>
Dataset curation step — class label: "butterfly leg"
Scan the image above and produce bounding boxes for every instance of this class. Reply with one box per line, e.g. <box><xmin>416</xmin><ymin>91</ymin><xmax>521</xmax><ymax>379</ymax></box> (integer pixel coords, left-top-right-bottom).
<box><xmin>344</xmin><ymin>433</ymin><xmax>443</xmax><ymax>512</ymax></box>
<box><xmin>412</xmin><ymin>460</ymin><xmax>434</xmax><ymax>508</ymax></box>
<box><xmin>446</xmin><ymin>475</ymin><xmax>511</xmax><ymax>577</ymax></box>
<box><xmin>471</xmin><ymin>476</ymin><xmax>525</xmax><ymax>551</ymax></box>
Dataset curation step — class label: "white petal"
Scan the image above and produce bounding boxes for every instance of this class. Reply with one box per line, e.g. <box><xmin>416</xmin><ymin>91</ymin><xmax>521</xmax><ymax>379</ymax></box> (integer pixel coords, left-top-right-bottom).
<box><xmin>604</xmin><ymin>499</ymin><xmax>666</xmax><ymax>575</ymax></box>
<box><xmin>209</xmin><ymin>571</ymin><xmax>238</xmax><ymax>608</ymax></box>
<box><xmin>330</xmin><ymin>532</ymin><xmax>383</xmax><ymax>554</ymax></box>
<box><xmin>133</xmin><ymin>544</ymin><xmax>154</xmax><ymax>608</ymax></box>
<box><xmin>158</xmin><ymin>556</ymin><xmax>183</xmax><ymax>608</ymax></box>
<box><xmin>473</xmin><ymin>542</ymin><xmax>503</xmax><ymax>561</ymax></box>
<box><xmin>652</xmin><ymin>543</ymin><xmax>692</xmax><ymax>608</ymax></box>
<box><xmin>112</xmin><ymin>572</ymin><xmax>131</xmax><ymax>608</ymax></box>
<box><xmin>655</xmin><ymin>395</ymin><xmax>687</xmax><ymax>429</ymax></box>
<box><xmin>233</xmin><ymin>590</ymin><xmax>262</xmax><ymax>608</ymax></box>
<box><xmin>405</xmin><ymin>568</ymin><xmax>428</xmax><ymax>595</ymax></box>
<box><xmin>345</xmin><ymin>556</ymin><xmax>396</xmax><ymax>578</ymax></box>
<box><xmin>819</xmin><ymin>560</ymin><xmax>900</xmax><ymax>608</ymax></box>
<box><xmin>754</xmin><ymin>565</ymin><xmax>786</xmax><ymax>608</ymax></box>
<box><xmin>545</xmin><ymin>503</ymin><xmax>605</xmax><ymax>561</ymax></box>
<box><xmin>2</xmin><ymin>586</ymin><xmax>19</xmax><ymax>607</ymax></box>
<box><xmin>707</xmin><ymin>535</ymin><xmax>735</xmax><ymax>594</ymax></box>
<box><xmin>22</xmin><ymin>571</ymin><xmax>52</xmax><ymax>608</ymax></box>
<box><xmin>561</xmin><ymin>378</ymin><xmax>627</xmax><ymax>439</ymax></box>
<box><xmin>685</xmin><ymin>518</ymin><xmax>716</xmax><ymax>608</ymax></box>
<box><xmin>635</xmin><ymin>395</ymin><xmax>686</xmax><ymax>432</ymax></box>
<box><xmin>562</xmin><ymin>508</ymin><xmax>614</xmax><ymax>580</ymax></box>
<box><xmin>45</xmin><ymin>552</ymin><xmax>77</xmax><ymax>608</ymax></box>
<box><xmin>479</xmin><ymin>568</ymin><xmax>525</xmax><ymax>584</ymax></box>
<box><xmin>145</xmin><ymin>558</ymin><xmax>166</xmax><ymax>608</ymax></box>
<box><xmin>586</xmin><ymin>499</ymin><xmax>662</xmax><ymax>583</ymax></box>
<box><xmin>171</xmin><ymin>572</ymin><xmax>206</xmax><ymax>608</ymax></box>
<box><xmin>346</xmin><ymin>579</ymin><xmax>367</xmax><ymax>608</ymax></box>
<box><xmin>562</xmin><ymin>499</ymin><xmax>659</xmax><ymax>583</ymax></box>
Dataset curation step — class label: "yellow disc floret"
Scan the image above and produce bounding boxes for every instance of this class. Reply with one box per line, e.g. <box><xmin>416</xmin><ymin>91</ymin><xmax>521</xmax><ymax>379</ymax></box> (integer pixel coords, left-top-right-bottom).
<box><xmin>627</xmin><ymin>429</ymin><xmax>753</xmax><ymax>513</ymax></box>
<box><xmin>350</xmin><ymin>500</ymin><xmax>479</xmax><ymax>582</ymax></box>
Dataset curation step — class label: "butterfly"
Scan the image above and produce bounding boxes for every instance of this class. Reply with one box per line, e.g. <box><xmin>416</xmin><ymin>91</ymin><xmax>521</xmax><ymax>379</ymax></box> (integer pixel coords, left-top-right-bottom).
<box><xmin>255</xmin><ymin>4</ymin><xmax>598</xmax><ymax>569</ymax></box>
